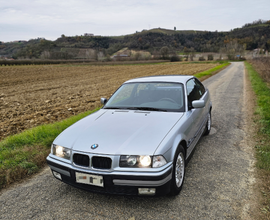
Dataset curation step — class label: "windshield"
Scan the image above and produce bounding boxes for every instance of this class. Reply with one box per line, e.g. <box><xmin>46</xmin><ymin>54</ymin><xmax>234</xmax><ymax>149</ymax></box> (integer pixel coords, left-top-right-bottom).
<box><xmin>104</xmin><ymin>82</ymin><xmax>185</xmax><ymax>112</ymax></box>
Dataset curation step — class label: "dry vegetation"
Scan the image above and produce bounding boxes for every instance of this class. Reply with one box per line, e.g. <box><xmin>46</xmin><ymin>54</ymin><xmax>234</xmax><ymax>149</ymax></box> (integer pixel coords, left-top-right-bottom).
<box><xmin>249</xmin><ymin>57</ymin><xmax>270</xmax><ymax>85</ymax></box>
<box><xmin>0</xmin><ymin>62</ymin><xmax>220</xmax><ymax>140</ymax></box>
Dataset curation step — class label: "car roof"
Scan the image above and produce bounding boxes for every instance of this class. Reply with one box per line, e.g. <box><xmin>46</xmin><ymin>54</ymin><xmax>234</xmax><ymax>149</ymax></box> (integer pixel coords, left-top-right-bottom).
<box><xmin>124</xmin><ymin>75</ymin><xmax>194</xmax><ymax>84</ymax></box>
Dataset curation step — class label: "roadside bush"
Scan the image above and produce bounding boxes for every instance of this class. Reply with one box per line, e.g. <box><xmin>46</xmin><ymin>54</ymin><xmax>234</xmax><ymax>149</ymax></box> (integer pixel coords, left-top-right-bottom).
<box><xmin>199</xmin><ymin>56</ymin><xmax>205</xmax><ymax>61</ymax></box>
<box><xmin>227</xmin><ymin>54</ymin><xmax>235</xmax><ymax>60</ymax></box>
<box><xmin>170</xmin><ymin>55</ymin><xmax>181</xmax><ymax>62</ymax></box>
<box><xmin>249</xmin><ymin>57</ymin><xmax>270</xmax><ymax>83</ymax></box>
<box><xmin>208</xmin><ymin>54</ymin><xmax>214</xmax><ymax>60</ymax></box>
<box><xmin>134</xmin><ymin>52</ymin><xmax>142</xmax><ymax>60</ymax></box>
<box><xmin>102</xmin><ymin>55</ymin><xmax>112</xmax><ymax>62</ymax></box>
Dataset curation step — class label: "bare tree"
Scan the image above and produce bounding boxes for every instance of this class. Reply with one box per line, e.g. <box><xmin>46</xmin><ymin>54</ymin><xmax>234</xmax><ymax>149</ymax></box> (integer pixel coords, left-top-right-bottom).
<box><xmin>160</xmin><ymin>46</ymin><xmax>169</xmax><ymax>59</ymax></box>
<box><xmin>40</xmin><ymin>51</ymin><xmax>50</xmax><ymax>59</ymax></box>
<box><xmin>189</xmin><ymin>47</ymin><xmax>195</xmax><ymax>61</ymax></box>
<box><xmin>220</xmin><ymin>40</ymin><xmax>245</xmax><ymax>60</ymax></box>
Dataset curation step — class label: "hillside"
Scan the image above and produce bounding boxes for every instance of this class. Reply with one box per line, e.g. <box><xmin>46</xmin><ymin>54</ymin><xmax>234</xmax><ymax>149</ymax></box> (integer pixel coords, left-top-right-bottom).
<box><xmin>0</xmin><ymin>20</ymin><xmax>269</xmax><ymax>59</ymax></box>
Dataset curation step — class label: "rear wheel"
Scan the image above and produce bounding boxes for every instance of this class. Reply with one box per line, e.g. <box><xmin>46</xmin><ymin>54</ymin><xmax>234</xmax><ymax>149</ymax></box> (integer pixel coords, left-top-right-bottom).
<box><xmin>204</xmin><ymin>111</ymin><xmax>211</xmax><ymax>136</ymax></box>
<box><xmin>170</xmin><ymin>145</ymin><xmax>185</xmax><ymax>196</ymax></box>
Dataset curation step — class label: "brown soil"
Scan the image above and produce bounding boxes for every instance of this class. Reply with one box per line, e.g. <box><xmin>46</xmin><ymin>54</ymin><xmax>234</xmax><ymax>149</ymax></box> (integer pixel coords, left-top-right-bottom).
<box><xmin>0</xmin><ymin>62</ymin><xmax>220</xmax><ymax>140</ymax></box>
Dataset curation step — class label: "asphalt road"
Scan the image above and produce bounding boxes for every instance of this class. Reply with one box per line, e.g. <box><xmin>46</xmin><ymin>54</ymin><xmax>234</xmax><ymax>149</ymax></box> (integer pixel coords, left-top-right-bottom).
<box><xmin>0</xmin><ymin>62</ymin><xmax>255</xmax><ymax>220</ymax></box>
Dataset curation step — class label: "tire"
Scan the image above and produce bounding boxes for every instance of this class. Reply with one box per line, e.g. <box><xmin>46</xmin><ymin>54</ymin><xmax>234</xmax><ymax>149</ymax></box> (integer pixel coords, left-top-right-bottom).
<box><xmin>204</xmin><ymin>111</ymin><xmax>211</xmax><ymax>136</ymax></box>
<box><xmin>169</xmin><ymin>145</ymin><xmax>185</xmax><ymax>196</ymax></box>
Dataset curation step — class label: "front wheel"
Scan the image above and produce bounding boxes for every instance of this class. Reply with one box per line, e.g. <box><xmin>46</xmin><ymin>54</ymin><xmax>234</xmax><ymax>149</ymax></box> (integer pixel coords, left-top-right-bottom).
<box><xmin>169</xmin><ymin>145</ymin><xmax>185</xmax><ymax>196</ymax></box>
<box><xmin>204</xmin><ymin>111</ymin><xmax>211</xmax><ymax>136</ymax></box>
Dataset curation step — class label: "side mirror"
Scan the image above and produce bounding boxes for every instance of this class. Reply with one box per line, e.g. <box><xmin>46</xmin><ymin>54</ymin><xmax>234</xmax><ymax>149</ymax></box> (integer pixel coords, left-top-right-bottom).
<box><xmin>100</xmin><ymin>98</ymin><xmax>107</xmax><ymax>105</ymax></box>
<box><xmin>192</xmin><ymin>100</ymin><xmax>205</xmax><ymax>108</ymax></box>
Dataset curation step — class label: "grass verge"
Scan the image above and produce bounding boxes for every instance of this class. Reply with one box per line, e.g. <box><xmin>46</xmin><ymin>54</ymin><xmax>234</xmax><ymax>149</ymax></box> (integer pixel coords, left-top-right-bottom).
<box><xmin>0</xmin><ymin>62</ymin><xmax>230</xmax><ymax>190</ymax></box>
<box><xmin>0</xmin><ymin>108</ymin><xmax>100</xmax><ymax>189</ymax></box>
<box><xmin>245</xmin><ymin>61</ymin><xmax>270</xmax><ymax>218</ymax></box>
<box><xmin>245</xmin><ymin>61</ymin><xmax>270</xmax><ymax>170</ymax></box>
<box><xmin>194</xmin><ymin>62</ymin><xmax>230</xmax><ymax>80</ymax></box>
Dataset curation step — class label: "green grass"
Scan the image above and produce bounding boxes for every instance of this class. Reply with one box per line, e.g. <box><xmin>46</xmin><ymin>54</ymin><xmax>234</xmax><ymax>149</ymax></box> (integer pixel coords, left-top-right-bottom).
<box><xmin>0</xmin><ymin>62</ymin><xmax>230</xmax><ymax>189</ymax></box>
<box><xmin>194</xmin><ymin>62</ymin><xmax>230</xmax><ymax>78</ymax></box>
<box><xmin>0</xmin><ymin>108</ymin><xmax>100</xmax><ymax>188</ymax></box>
<box><xmin>245</xmin><ymin>61</ymin><xmax>270</xmax><ymax>170</ymax></box>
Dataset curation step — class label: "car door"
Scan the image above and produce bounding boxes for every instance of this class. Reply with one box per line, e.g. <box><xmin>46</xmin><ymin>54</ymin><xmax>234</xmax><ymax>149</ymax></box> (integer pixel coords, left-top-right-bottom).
<box><xmin>193</xmin><ymin>78</ymin><xmax>209</xmax><ymax>131</ymax></box>
<box><xmin>185</xmin><ymin>78</ymin><xmax>207</xmax><ymax>156</ymax></box>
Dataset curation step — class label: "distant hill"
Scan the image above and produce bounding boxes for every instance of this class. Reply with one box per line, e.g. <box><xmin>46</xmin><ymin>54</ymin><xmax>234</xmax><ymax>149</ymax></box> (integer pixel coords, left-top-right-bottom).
<box><xmin>137</xmin><ymin>28</ymin><xmax>206</xmax><ymax>35</ymax></box>
<box><xmin>0</xmin><ymin>19</ymin><xmax>269</xmax><ymax>59</ymax></box>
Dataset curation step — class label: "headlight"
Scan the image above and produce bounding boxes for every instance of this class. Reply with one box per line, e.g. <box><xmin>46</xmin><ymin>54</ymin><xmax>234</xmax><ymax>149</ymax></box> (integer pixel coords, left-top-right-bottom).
<box><xmin>152</xmin><ymin>156</ymin><xmax>167</xmax><ymax>168</ymax></box>
<box><xmin>140</xmin><ymin>156</ymin><xmax>152</xmax><ymax>167</ymax></box>
<box><xmin>52</xmin><ymin>144</ymin><xmax>71</xmax><ymax>160</ymax></box>
<box><xmin>120</xmin><ymin>155</ymin><xmax>167</xmax><ymax>168</ymax></box>
<box><xmin>127</xmin><ymin>156</ymin><xmax>137</xmax><ymax>166</ymax></box>
<box><xmin>120</xmin><ymin>155</ymin><xmax>152</xmax><ymax>168</ymax></box>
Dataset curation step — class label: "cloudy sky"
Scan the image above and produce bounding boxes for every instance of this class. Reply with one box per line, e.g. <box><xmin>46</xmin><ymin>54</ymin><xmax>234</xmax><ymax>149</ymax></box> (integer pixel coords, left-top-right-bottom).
<box><xmin>1</xmin><ymin>0</ymin><xmax>269</xmax><ymax>42</ymax></box>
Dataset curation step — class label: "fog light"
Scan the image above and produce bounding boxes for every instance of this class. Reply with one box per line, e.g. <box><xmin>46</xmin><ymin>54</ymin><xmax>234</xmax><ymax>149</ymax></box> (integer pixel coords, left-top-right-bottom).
<box><xmin>138</xmin><ymin>188</ymin><xmax>156</xmax><ymax>195</ymax></box>
<box><xmin>53</xmin><ymin>171</ymin><xmax>62</xmax><ymax>180</ymax></box>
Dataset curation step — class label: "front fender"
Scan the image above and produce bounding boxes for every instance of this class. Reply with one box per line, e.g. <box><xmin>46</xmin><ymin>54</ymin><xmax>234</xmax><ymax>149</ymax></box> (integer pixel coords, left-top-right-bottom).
<box><xmin>155</xmin><ymin>132</ymin><xmax>187</xmax><ymax>164</ymax></box>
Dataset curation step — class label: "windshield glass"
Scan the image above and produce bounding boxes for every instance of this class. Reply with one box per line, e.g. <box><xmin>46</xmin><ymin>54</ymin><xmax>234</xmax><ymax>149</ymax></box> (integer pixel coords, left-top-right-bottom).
<box><xmin>104</xmin><ymin>82</ymin><xmax>185</xmax><ymax>112</ymax></box>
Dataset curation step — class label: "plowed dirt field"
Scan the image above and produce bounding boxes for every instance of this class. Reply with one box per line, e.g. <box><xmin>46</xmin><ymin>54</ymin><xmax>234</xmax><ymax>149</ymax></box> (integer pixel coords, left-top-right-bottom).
<box><xmin>0</xmin><ymin>62</ymin><xmax>219</xmax><ymax>140</ymax></box>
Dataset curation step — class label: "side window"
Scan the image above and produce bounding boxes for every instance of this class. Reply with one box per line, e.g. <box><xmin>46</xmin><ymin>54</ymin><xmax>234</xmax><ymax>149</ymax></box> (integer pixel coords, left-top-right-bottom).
<box><xmin>194</xmin><ymin>78</ymin><xmax>205</xmax><ymax>96</ymax></box>
<box><xmin>186</xmin><ymin>79</ymin><xmax>202</xmax><ymax>108</ymax></box>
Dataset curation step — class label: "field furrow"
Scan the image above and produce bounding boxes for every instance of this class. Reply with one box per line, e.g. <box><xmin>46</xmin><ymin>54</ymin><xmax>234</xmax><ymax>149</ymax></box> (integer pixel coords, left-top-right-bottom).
<box><xmin>0</xmin><ymin>62</ymin><xmax>219</xmax><ymax>140</ymax></box>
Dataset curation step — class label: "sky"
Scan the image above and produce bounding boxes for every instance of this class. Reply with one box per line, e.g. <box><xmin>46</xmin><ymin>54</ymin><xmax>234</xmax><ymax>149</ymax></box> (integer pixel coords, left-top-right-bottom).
<box><xmin>1</xmin><ymin>0</ymin><xmax>270</xmax><ymax>42</ymax></box>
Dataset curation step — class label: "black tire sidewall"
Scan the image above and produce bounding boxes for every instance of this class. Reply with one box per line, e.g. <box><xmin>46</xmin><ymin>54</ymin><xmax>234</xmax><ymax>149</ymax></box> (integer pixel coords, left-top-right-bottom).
<box><xmin>204</xmin><ymin>111</ymin><xmax>211</xmax><ymax>136</ymax></box>
<box><xmin>170</xmin><ymin>145</ymin><xmax>185</xmax><ymax>196</ymax></box>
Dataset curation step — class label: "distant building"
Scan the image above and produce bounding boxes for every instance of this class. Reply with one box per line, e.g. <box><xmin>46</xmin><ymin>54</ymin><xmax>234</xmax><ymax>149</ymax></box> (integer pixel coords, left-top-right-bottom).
<box><xmin>2</xmin><ymin>57</ymin><xmax>14</xmax><ymax>60</ymax></box>
<box><xmin>84</xmin><ymin>33</ymin><xmax>94</xmax><ymax>37</ymax></box>
<box><xmin>112</xmin><ymin>54</ymin><xmax>129</xmax><ymax>58</ymax></box>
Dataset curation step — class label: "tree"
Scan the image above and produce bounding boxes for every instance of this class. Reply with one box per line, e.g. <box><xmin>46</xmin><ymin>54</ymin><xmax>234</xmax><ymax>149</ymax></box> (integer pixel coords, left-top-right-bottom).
<box><xmin>40</xmin><ymin>51</ymin><xmax>51</xmax><ymax>59</ymax></box>
<box><xmin>189</xmin><ymin>47</ymin><xmax>195</xmax><ymax>61</ymax></box>
<box><xmin>224</xmin><ymin>40</ymin><xmax>245</xmax><ymax>59</ymax></box>
<box><xmin>160</xmin><ymin>46</ymin><xmax>169</xmax><ymax>59</ymax></box>
<box><xmin>208</xmin><ymin>54</ymin><xmax>214</xmax><ymax>60</ymax></box>
<box><xmin>183</xmin><ymin>47</ymin><xmax>195</xmax><ymax>61</ymax></box>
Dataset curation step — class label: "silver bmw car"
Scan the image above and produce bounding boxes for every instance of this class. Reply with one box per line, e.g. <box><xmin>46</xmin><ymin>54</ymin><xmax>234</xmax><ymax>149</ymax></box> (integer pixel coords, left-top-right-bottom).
<box><xmin>46</xmin><ymin>75</ymin><xmax>212</xmax><ymax>196</ymax></box>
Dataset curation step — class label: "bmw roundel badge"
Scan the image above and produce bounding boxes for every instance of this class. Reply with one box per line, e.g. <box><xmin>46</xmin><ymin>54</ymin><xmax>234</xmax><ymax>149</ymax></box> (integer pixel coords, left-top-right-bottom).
<box><xmin>91</xmin><ymin>144</ymin><xmax>99</xmax><ymax>149</ymax></box>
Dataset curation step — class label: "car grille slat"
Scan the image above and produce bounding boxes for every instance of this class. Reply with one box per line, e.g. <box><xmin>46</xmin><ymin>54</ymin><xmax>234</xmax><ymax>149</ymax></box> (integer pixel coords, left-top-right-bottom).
<box><xmin>92</xmin><ymin>156</ymin><xmax>112</xmax><ymax>169</ymax></box>
<box><xmin>73</xmin><ymin>154</ymin><xmax>90</xmax><ymax>167</ymax></box>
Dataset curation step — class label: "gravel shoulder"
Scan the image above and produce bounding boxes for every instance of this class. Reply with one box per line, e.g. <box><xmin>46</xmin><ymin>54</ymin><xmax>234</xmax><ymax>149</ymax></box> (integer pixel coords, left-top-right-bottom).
<box><xmin>0</xmin><ymin>62</ymin><xmax>258</xmax><ymax>220</ymax></box>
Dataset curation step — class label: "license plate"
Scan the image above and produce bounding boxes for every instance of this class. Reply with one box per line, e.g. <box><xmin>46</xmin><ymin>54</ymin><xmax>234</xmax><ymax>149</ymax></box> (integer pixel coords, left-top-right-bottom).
<box><xmin>75</xmin><ymin>172</ymin><xmax>104</xmax><ymax>187</ymax></box>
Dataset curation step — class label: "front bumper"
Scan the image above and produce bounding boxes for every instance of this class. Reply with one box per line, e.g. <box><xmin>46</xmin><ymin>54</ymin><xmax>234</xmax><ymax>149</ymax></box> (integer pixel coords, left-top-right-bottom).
<box><xmin>46</xmin><ymin>155</ymin><xmax>173</xmax><ymax>196</ymax></box>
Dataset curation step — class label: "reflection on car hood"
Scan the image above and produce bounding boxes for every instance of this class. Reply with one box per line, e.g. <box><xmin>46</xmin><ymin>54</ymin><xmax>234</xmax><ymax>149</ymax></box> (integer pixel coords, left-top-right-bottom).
<box><xmin>54</xmin><ymin>109</ymin><xmax>184</xmax><ymax>155</ymax></box>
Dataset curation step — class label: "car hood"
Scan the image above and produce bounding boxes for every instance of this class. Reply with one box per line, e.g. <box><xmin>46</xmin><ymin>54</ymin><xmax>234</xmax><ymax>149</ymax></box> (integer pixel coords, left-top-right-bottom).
<box><xmin>54</xmin><ymin>109</ymin><xmax>184</xmax><ymax>155</ymax></box>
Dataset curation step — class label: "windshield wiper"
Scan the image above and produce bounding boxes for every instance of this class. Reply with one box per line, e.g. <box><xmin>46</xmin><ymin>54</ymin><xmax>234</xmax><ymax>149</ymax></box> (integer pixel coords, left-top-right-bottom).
<box><xmin>104</xmin><ymin>107</ymin><xmax>167</xmax><ymax>112</ymax></box>
<box><xmin>126</xmin><ymin>107</ymin><xmax>167</xmax><ymax>112</ymax></box>
<box><xmin>103</xmin><ymin>107</ymin><xmax>122</xmax><ymax>110</ymax></box>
